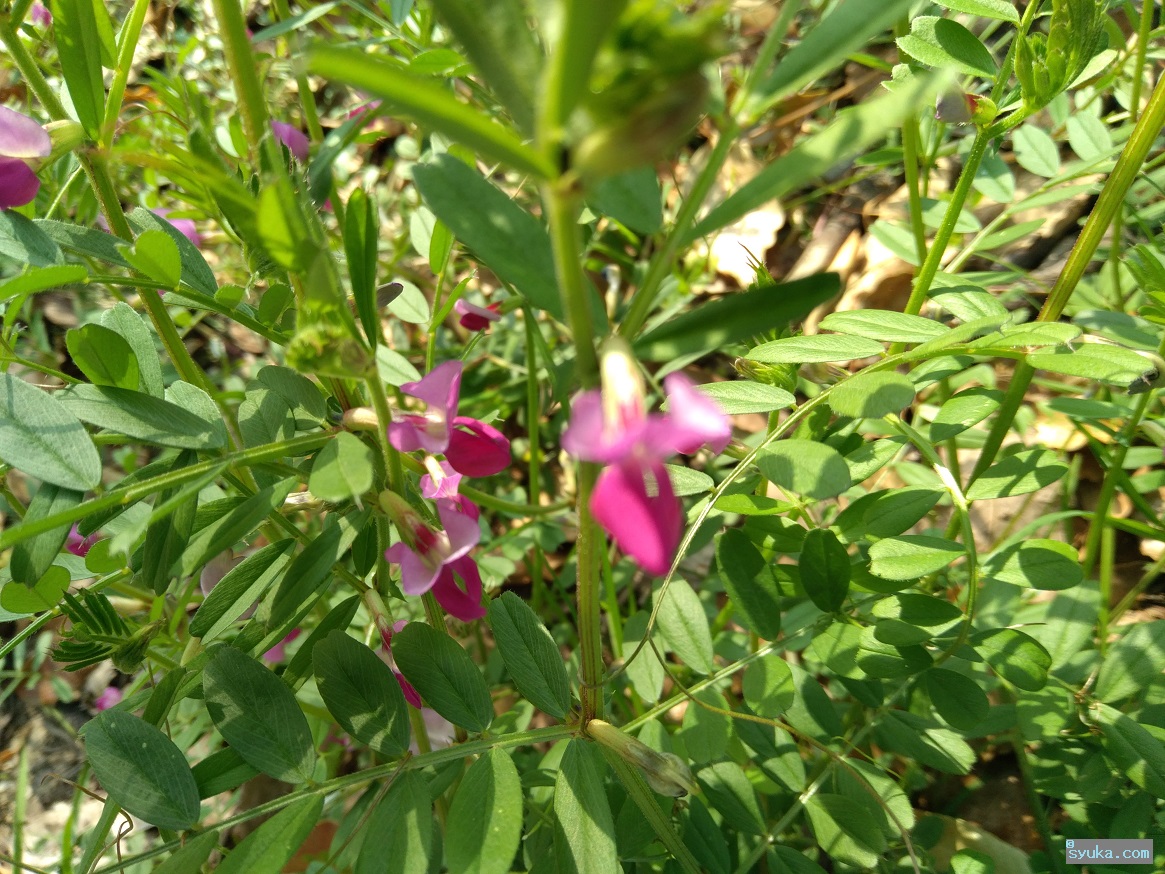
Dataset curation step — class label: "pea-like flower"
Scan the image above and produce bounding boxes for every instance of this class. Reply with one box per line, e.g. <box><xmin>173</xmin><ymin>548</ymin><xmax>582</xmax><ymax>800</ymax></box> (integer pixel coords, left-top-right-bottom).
<box><xmin>389</xmin><ymin>360</ymin><xmax>511</xmax><ymax>477</ymax></box>
<box><xmin>271</xmin><ymin>121</ymin><xmax>309</xmax><ymax>162</ymax></box>
<box><xmin>563</xmin><ymin>344</ymin><xmax>730</xmax><ymax>575</ymax></box>
<box><xmin>454</xmin><ymin>299</ymin><xmax>501</xmax><ymax>331</ymax></box>
<box><xmin>0</xmin><ymin>106</ymin><xmax>50</xmax><ymax>209</ymax></box>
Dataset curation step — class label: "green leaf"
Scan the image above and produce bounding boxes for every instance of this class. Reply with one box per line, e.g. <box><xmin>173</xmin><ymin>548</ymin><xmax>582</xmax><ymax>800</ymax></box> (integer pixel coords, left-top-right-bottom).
<box><xmin>756</xmin><ymin>440</ymin><xmax>852</xmax><ymax>500</ymax></box>
<box><xmin>681</xmin><ymin>688</ymin><xmax>733</xmax><ymax>764</ymax></box>
<box><xmin>251</xmin><ymin>1</ymin><xmax>339</xmax><ymax>41</ymax></box>
<box><xmin>357</xmin><ymin>771</ymin><xmax>432</xmax><ymax>874</ymax></box>
<box><xmin>488</xmin><ymin>592</ymin><xmax>571</xmax><ymax>719</ymax></box>
<box><xmin>800</xmin><ymin>527</ymin><xmax>852</xmax><ymax>617</ymax></box>
<box><xmin>101</xmin><ymin>301</ymin><xmax>164</xmax><ymax>397</ymax></box>
<box><xmin>897</xmin><ymin>17</ymin><xmax>997</xmax><ymax>78</ymax></box>
<box><xmin>742</xmin><ymin>654</ymin><xmax>795</xmax><ymax>717</ymax></box>
<box><xmin>393</xmin><ymin>622</ymin><xmax>493</xmax><ymax>732</ymax></box>
<box><xmin>965</xmin><ymin>449</ymin><xmax>1068</xmax><ymax>501</ymax></box>
<box><xmin>656</xmin><ymin>577</ymin><xmax>715</xmax><ymax>675</ymax></box>
<box><xmin>83</xmin><ymin>710</ymin><xmax>200</xmax><ymax>830</ymax></box>
<box><xmin>804</xmin><ymin>794</ymin><xmax>887</xmax><ymax>869</ymax></box>
<box><xmin>818</xmin><ymin>310</ymin><xmax>947</xmax><ymax>343</ymax></box>
<box><xmin>925</xmin><ymin>668</ymin><xmax>989</xmax><ymax>730</ymax></box>
<box><xmin>875</xmin><ymin>711</ymin><xmax>975</xmax><ymax>774</ymax></box>
<box><xmin>65</xmin><ymin>324</ymin><xmax>140</xmax><ymax>390</ymax></box>
<box><xmin>697</xmin><ymin>761</ymin><xmax>765</xmax><ymax>835</ymax></box>
<box><xmin>868</xmin><ymin>535</ymin><xmax>964</xmax><ymax>581</ymax></box>
<box><xmin>665</xmin><ymin>463</ymin><xmax>713</xmax><ymax>497</ymax></box>
<box><xmin>833</xmin><ymin>487</ymin><xmax>943</xmax><ymax>544</ymax></box>
<box><xmin>57</xmin><ymin>384</ymin><xmax>225</xmax><ymax>450</ymax></box>
<box><xmin>693</xmin><ymin>381</ymin><xmax>794</xmax><ymax>415</ymax></box>
<box><xmin>446</xmin><ymin>748</ymin><xmax>523</xmax><ymax>874</ymax></box>
<box><xmin>215</xmin><ymin>796</ymin><xmax>324</xmax><ymax>874</ymax></box>
<box><xmin>768</xmin><ymin>846</ymin><xmax>829</xmax><ymax>874</ymax></box>
<box><xmin>377</xmin><ymin>346</ymin><xmax>423</xmax><ymax>387</ymax></box>
<box><xmin>0</xmin><ymin>374</ymin><xmax>101</xmax><ymax>490</ymax></box>
<box><xmin>203</xmin><ymin>646</ymin><xmax>317</xmax><ymax>783</ymax></box>
<box><xmin>982</xmin><ymin>539</ymin><xmax>1083</xmax><ymax>591</ymax></box>
<box><xmin>412</xmin><ymin>155</ymin><xmax>561</xmax><ymax>318</ymax></box>
<box><xmin>1094</xmin><ymin>703</ymin><xmax>1165</xmax><ymax>797</ymax></box>
<box><xmin>871</xmin><ymin>593</ymin><xmax>962</xmax><ymax>645</ymax></box>
<box><xmin>313</xmin><ymin>631</ymin><xmax>410</xmax><ymax>756</ymax></box>
<box><xmin>386</xmin><ymin>279</ymin><xmax>430</xmax><ymax>324</ymax></box>
<box><xmin>555</xmin><ymin>740</ymin><xmax>619</xmax><ymax>874</ymax></box>
<box><xmin>682</xmin><ymin>798</ymin><xmax>731</xmax><ymax>874</ymax></box>
<box><xmin>256</xmin><ymin>365</ymin><xmax>328</xmax><ymax>425</ymax></box>
<box><xmin>0</xmin><ymin>265</ymin><xmax>87</xmax><ymax>303</ymax></box>
<box><xmin>9</xmin><ymin>484</ymin><xmax>82</xmax><ymax>585</ymax></box>
<box><xmin>935</xmin><ymin>0</ymin><xmax>1018</xmax><ymax>21</ymax></box>
<box><xmin>1095</xmin><ymin>621</ymin><xmax>1165</xmax><ymax>703</ymax></box>
<box><xmin>928</xmin><ymin>388</ymin><xmax>1002</xmax><ymax>441</ymax></box>
<box><xmin>687</xmin><ymin>73</ymin><xmax>936</xmax><ymax>241</ymax></box>
<box><xmin>716</xmin><ymin>528</ymin><xmax>781</xmax><ymax>639</ymax></box>
<box><xmin>1013</xmin><ymin>125</ymin><xmax>1061</xmax><ymax>177</ymax></box>
<box><xmin>257</xmin><ymin>179</ymin><xmax>317</xmax><ymax>272</ymax></box>
<box><xmin>267</xmin><ymin>518</ymin><xmax>356</xmax><ymax>628</ymax></box>
<box><xmin>190</xmin><ymin>541</ymin><xmax>294</xmax><ymax>641</ymax></box>
<box><xmin>973</xmin><ymin>321</ymin><xmax>1080</xmax><ymax>349</ymax></box>
<box><xmin>49</xmin><ymin>0</ymin><xmax>105</xmax><ymax>135</ymax></box>
<box><xmin>637</xmin><ymin>274</ymin><xmax>840</xmax><ymax>362</ymax></box>
<box><xmin>128</xmin><ymin>208</ymin><xmax>217</xmax><ymax>296</ymax></box>
<box><xmin>118</xmin><ymin>229</ymin><xmax>181</xmax><ymax>289</ymax></box>
<box><xmin>1028</xmin><ymin>344</ymin><xmax>1154</xmax><ymax>388</ymax></box>
<box><xmin>308</xmin><ymin>48</ymin><xmax>552</xmax><ymax>179</ymax></box>
<box><xmin>745</xmin><ymin>0</ymin><xmax>918</xmax><ymax>118</ymax></box>
<box><xmin>589</xmin><ymin>168</ymin><xmax>663</xmax><ymax>234</ymax></box>
<box><xmin>1067</xmin><ymin>113</ymin><xmax>1112</xmax><ymax>162</ymax></box>
<box><xmin>1</xmin><ymin>565</ymin><xmax>69</xmax><ymax>613</ymax></box>
<box><xmin>309</xmin><ymin>432</ymin><xmax>375</xmax><ymax>502</ymax></box>
<box><xmin>141</xmin><ymin>452</ymin><xmax>200</xmax><ymax>595</ymax></box>
<box><xmin>175</xmin><ymin>479</ymin><xmax>295</xmax><ymax>578</ymax></box>
<box><xmin>828</xmin><ymin>371</ymin><xmax>915</xmax><ymax>419</ymax></box>
<box><xmin>344</xmin><ymin>188</ymin><xmax>381</xmax><ymax>346</ymax></box>
<box><xmin>845</xmin><ymin>436</ymin><xmax>908</xmax><ymax>483</ymax></box>
<box><xmin>622</xmin><ymin>612</ymin><xmax>664</xmax><ymax>703</ymax></box>
<box><xmin>748</xmin><ymin>333</ymin><xmax>884</xmax><ymax>364</ymax></box>
<box><xmin>971</xmin><ymin>627</ymin><xmax>1051</xmax><ymax>691</ymax></box>
<box><xmin>152</xmin><ymin>830</ymin><xmax>219</xmax><ymax>874</ymax></box>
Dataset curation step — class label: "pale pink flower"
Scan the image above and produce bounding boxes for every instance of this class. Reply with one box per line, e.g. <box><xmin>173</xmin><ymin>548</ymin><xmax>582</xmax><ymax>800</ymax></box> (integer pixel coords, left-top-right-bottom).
<box><xmin>94</xmin><ymin>686</ymin><xmax>122</xmax><ymax>711</ymax></box>
<box><xmin>271</xmin><ymin>121</ymin><xmax>309</xmax><ymax>161</ymax></box>
<box><xmin>0</xmin><ymin>106</ymin><xmax>50</xmax><ymax>209</ymax></box>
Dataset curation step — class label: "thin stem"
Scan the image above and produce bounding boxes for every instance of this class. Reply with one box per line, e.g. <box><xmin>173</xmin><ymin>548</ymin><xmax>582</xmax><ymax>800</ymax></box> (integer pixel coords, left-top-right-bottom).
<box><xmin>901</xmin><ymin>113</ymin><xmax>929</xmax><ymax>265</ymax></box>
<box><xmin>524</xmin><ymin>306</ymin><xmax>546</xmax><ymax>609</ymax></box>
<box><xmin>101</xmin><ymin>0</ymin><xmax>152</xmax><ymax>150</ymax></box>
<box><xmin>896</xmin><ymin>127</ymin><xmax>992</xmax><ymax>328</ymax></box>
<box><xmin>575</xmin><ymin>463</ymin><xmax>603</xmax><ymax>723</ymax></box>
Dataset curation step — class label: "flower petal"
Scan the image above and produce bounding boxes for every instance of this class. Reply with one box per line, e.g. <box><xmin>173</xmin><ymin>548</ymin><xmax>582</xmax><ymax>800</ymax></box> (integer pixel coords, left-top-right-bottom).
<box><xmin>388</xmin><ymin>543</ymin><xmax>442</xmax><ymax>596</ymax></box>
<box><xmin>590</xmin><ymin>459</ymin><xmax>683</xmax><ymax>576</ymax></box>
<box><xmin>431</xmin><ymin>556</ymin><xmax>486</xmax><ymax>621</ymax></box>
<box><xmin>271</xmin><ymin>121</ymin><xmax>310</xmax><ymax>161</ymax></box>
<box><xmin>0</xmin><ymin>106</ymin><xmax>50</xmax><ymax>159</ymax></box>
<box><xmin>454</xmin><ymin>299</ymin><xmax>501</xmax><ymax>331</ymax></box>
<box><xmin>152</xmin><ymin>208</ymin><xmax>202</xmax><ymax>247</ymax></box>
<box><xmin>663</xmin><ymin>373</ymin><xmax>732</xmax><ymax>455</ymax></box>
<box><xmin>0</xmin><ymin>156</ymin><xmax>41</xmax><ymax>209</ymax></box>
<box><xmin>447</xmin><ymin>417</ymin><xmax>511</xmax><ymax>477</ymax></box>
<box><xmin>437</xmin><ymin>499</ymin><xmax>480</xmax><ymax>562</ymax></box>
<box><xmin>420</xmin><ymin>459</ymin><xmax>463</xmax><ymax>500</ymax></box>
<box><xmin>562</xmin><ymin>390</ymin><xmax>646</xmax><ymax>463</ymax></box>
<box><xmin>394</xmin><ymin>670</ymin><xmax>423</xmax><ymax>708</ymax></box>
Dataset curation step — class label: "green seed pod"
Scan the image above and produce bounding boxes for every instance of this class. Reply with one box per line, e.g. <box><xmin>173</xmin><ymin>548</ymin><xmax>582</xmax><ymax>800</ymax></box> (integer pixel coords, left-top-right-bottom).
<box><xmin>586</xmin><ymin>719</ymin><xmax>697</xmax><ymax>797</ymax></box>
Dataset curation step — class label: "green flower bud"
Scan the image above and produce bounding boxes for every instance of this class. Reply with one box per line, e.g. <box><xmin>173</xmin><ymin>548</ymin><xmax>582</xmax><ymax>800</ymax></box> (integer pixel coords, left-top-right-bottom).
<box><xmin>286</xmin><ymin>323</ymin><xmax>372</xmax><ymax>379</ymax></box>
<box><xmin>586</xmin><ymin>719</ymin><xmax>697</xmax><ymax>797</ymax></box>
<box><xmin>734</xmin><ymin>358</ymin><xmax>798</xmax><ymax>396</ymax></box>
<box><xmin>111</xmin><ymin>621</ymin><xmax>162</xmax><ymax>674</ymax></box>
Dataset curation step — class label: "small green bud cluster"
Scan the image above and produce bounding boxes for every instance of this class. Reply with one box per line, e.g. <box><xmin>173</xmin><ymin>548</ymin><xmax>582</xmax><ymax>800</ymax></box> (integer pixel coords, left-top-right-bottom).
<box><xmin>1015</xmin><ymin>0</ymin><xmax>1107</xmax><ymax>110</ymax></box>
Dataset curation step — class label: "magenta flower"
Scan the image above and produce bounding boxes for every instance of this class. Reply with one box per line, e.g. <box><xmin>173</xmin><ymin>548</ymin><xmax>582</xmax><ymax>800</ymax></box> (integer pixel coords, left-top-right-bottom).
<box><xmin>94</xmin><ymin>686</ymin><xmax>123</xmax><ymax>711</ymax></box>
<box><xmin>65</xmin><ymin>524</ymin><xmax>97</xmax><ymax>557</ymax></box>
<box><xmin>562</xmin><ymin>351</ymin><xmax>731</xmax><ymax>575</ymax></box>
<box><xmin>389</xmin><ymin>361</ymin><xmax>512</xmax><ymax>476</ymax></box>
<box><xmin>454</xmin><ymin>299</ymin><xmax>501</xmax><ymax>331</ymax></box>
<box><xmin>152</xmin><ymin>207</ymin><xmax>201</xmax><ymax>248</ymax></box>
<box><xmin>430</xmin><ymin>555</ymin><xmax>486</xmax><ymax>621</ymax></box>
<box><xmin>0</xmin><ymin>106</ymin><xmax>50</xmax><ymax>209</ymax></box>
<box><xmin>29</xmin><ymin>3</ymin><xmax>51</xmax><ymax>27</ymax></box>
<box><xmin>379</xmin><ymin>619</ymin><xmax>424</xmax><ymax>707</ymax></box>
<box><xmin>271</xmin><ymin>121</ymin><xmax>309</xmax><ymax>161</ymax></box>
<box><xmin>263</xmin><ymin>628</ymin><xmax>302</xmax><ymax>662</ymax></box>
<box><xmin>384</xmin><ymin>499</ymin><xmax>480</xmax><ymax>597</ymax></box>
<box><xmin>420</xmin><ymin>458</ymin><xmax>479</xmax><ymax>520</ymax></box>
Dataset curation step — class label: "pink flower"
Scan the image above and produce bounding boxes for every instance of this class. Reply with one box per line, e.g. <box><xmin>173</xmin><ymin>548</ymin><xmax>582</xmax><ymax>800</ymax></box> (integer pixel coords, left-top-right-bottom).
<box><xmin>263</xmin><ymin>628</ymin><xmax>302</xmax><ymax>662</ymax></box>
<box><xmin>420</xmin><ymin>459</ymin><xmax>479</xmax><ymax>520</ymax></box>
<box><xmin>271</xmin><ymin>121</ymin><xmax>309</xmax><ymax>161</ymax></box>
<box><xmin>151</xmin><ymin>207</ymin><xmax>201</xmax><ymax>247</ymax></box>
<box><xmin>562</xmin><ymin>349</ymin><xmax>730</xmax><ymax>575</ymax></box>
<box><xmin>65</xmin><ymin>524</ymin><xmax>96</xmax><ymax>557</ymax></box>
<box><xmin>0</xmin><ymin>106</ymin><xmax>50</xmax><ymax>209</ymax></box>
<box><xmin>94</xmin><ymin>686</ymin><xmax>122</xmax><ymax>711</ymax></box>
<box><xmin>29</xmin><ymin>3</ymin><xmax>51</xmax><ymax>27</ymax></box>
<box><xmin>347</xmin><ymin>99</ymin><xmax>382</xmax><ymax>120</ymax></box>
<box><xmin>379</xmin><ymin>619</ymin><xmax>424</xmax><ymax>707</ymax></box>
<box><xmin>384</xmin><ymin>499</ymin><xmax>480</xmax><ymax>597</ymax></box>
<box><xmin>430</xmin><ymin>554</ymin><xmax>486</xmax><ymax>621</ymax></box>
<box><xmin>454</xmin><ymin>299</ymin><xmax>501</xmax><ymax>331</ymax></box>
<box><xmin>394</xmin><ymin>670</ymin><xmax>423</xmax><ymax>708</ymax></box>
<box><xmin>388</xmin><ymin>361</ymin><xmax>512</xmax><ymax>476</ymax></box>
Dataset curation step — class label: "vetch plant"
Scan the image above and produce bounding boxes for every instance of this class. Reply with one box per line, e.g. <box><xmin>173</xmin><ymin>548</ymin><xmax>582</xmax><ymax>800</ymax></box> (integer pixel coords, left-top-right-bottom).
<box><xmin>0</xmin><ymin>0</ymin><xmax>1164</xmax><ymax>872</ymax></box>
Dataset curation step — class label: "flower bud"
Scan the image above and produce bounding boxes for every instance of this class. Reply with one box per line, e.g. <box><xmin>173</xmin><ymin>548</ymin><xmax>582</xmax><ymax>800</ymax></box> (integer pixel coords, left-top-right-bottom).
<box><xmin>111</xmin><ymin>621</ymin><xmax>162</xmax><ymax>674</ymax></box>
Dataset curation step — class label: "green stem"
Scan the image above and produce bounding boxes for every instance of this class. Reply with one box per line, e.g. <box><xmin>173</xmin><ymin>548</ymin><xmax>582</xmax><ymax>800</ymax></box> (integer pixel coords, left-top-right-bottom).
<box><xmin>364</xmin><ymin>376</ymin><xmax>405</xmax><ymax>493</ymax></box>
<box><xmin>896</xmin><ymin>127</ymin><xmax>991</xmax><ymax>326</ymax></box>
<box><xmin>101</xmin><ymin>0</ymin><xmax>152</xmax><ymax>150</ymax></box>
<box><xmin>620</xmin><ymin>125</ymin><xmax>738</xmax><ymax>339</ymax></box>
<box><xmin>270</xmin><ymin>0</ymin><xmax>323</xmax><ymax>142</ymax></box>
<box><xmin>603</xmin><ymin>751</ymin><xmax>702</xmax><ymax>874</ymax></box>
<box><xmin>970</xmin><ymin>72</ymin><xmax>1165</xmax><ymax>485</ymax></box>
<box><xmin>576</xmin><ymin>463</ymin><xmax>604</xmax><ymax>723</ymax></box>
<box><xmin>524</xmin><ymin>306</ymin><xmax>546</xmax><ymax>609</ymax></box>
<box><xmin>901</xmin><ymin>112</ymin><xmax>929</xmax><ymax>265</ymax></box>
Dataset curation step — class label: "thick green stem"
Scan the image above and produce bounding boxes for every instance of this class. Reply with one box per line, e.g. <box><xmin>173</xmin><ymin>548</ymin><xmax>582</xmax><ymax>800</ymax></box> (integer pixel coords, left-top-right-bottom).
<box><xmin>970</xmin><ymin>73</ymin><xmax>1165</xmax><ymax>485</ymax></box>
